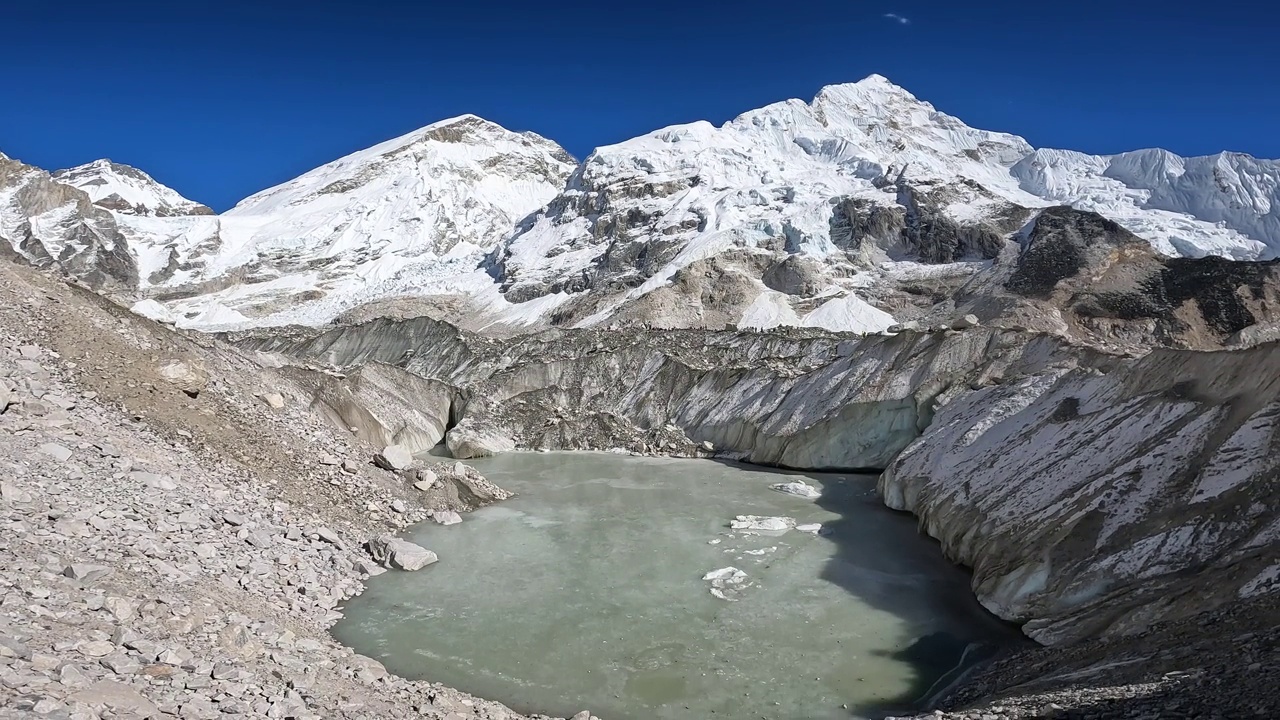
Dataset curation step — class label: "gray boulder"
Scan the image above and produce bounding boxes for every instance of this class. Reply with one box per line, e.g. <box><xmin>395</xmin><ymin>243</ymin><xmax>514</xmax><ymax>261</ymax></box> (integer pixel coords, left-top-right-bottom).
<box><xmin>373</xmin><ymin>444</ymin><xmax>414</xmax><ymax>471</ymax></box>
<box><xmin>367</xmin><ymin>534</ymin><xmax>438</xmax><ymax>571</ymax></box>
<box><xmin>63</xmin><ymin>564</ymin><xmax>112</xmax><ymax>582</ymax></box>
<box><xmin>431</xmin><ymin>510</ymin><xmax>463</xmax><ymax>526</ymax></box>
<box><xmin>888</xmin><ymin>320</ymin><xmax>921</xmax><ymax>333</ymax></box>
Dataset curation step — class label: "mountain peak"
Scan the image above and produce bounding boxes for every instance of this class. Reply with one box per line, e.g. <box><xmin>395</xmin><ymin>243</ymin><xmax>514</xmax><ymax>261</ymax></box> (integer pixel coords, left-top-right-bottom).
<box><xmin>854</xmin><ymin>73</ymin><xmax>900</xmax><ymax>88</ymax></box>
<box><xmin>813</xmin><ymin>74</ymin><xmax>922</xmax><ymax>110</ymax></box>
<box><xmin>53</xmin><ymin>159</ymin><xmax>212</xmax><ymax>217</ymax></box>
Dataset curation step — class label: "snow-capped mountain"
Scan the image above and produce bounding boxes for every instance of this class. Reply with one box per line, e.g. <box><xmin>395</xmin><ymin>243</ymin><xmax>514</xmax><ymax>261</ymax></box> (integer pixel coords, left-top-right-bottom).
<box><xmin>0</xmin><ymin>152</ymin><xmax>137</xmax><ymax>290</ymax></box>
<box><xmin>52</xmin><ymin>159</ymin><xmax>212</xmax><ymax>217</ymax></box>
<box><xmin>6</xmin><ymin>75</ymin><xmax>1280</xmax><ymax>337</ymax></box>
<box><xmin>131</xmin><ymin>115</ymin><xmax>577</xmax><ymax>328</ymax></box>
<box><xmin>486</xmin><ymin>75</ymin><xmax>1279</xmax><ymax>331</ymax></box>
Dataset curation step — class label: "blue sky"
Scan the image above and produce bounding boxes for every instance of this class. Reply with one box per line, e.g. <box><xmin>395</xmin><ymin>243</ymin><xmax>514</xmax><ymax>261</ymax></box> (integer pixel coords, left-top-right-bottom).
<box><xmin>4</xmin><ymin>0</ymin><xmax>1277</xmax><ymax>211</ymax></box>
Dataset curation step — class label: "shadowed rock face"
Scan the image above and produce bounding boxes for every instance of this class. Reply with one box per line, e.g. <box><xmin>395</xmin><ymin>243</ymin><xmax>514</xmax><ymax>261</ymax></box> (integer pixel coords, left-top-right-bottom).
<box><xmin>0</xmin><ymin>155</ymin><xmax>138</xmax><ymax>291</ymax></box>
<box><xmin>1087</xmin><ymin>256</ymin><xmax>1280</xmax><ymax>335</ymax></box>
<box><xmin>827</xmin><ymin>184</ymin><xmax>1022</xmax><ymax>265</ymax></box>
<box><xmin>1007</xmin><ymin>206</ymin><xmax>1144</xmax><ymax>299</ymax></box>
<box><xmin>989</xmin><ymin>206</ymin><xmax>1280</xmax><ymax>347</ymax></box>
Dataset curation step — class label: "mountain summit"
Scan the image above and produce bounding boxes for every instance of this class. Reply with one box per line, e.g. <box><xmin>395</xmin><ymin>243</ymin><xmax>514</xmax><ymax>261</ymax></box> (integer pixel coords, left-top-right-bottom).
<box><xmin>53</xmin><ymin>159</ymin><xmax>213</xmax><ymax>217</ymax></box>
<box><xmin>5</xmin><ymin>75</ymin><xmax>1280</xmax><ymax>337</ymax></box>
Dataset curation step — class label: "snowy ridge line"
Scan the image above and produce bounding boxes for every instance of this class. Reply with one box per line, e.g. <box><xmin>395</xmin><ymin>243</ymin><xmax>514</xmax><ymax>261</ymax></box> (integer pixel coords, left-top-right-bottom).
<box><xmin>9</xmin><ymin>74</ymin><xmax>1279</xmax><ymax>333</ymax></box>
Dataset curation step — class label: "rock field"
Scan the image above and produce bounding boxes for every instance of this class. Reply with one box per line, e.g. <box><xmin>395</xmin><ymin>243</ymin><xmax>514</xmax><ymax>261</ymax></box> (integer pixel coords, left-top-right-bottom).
<box><xmin>0</xmin><ymin>264</ymin><xmax>591</xmax><ymax>719</ymax></box>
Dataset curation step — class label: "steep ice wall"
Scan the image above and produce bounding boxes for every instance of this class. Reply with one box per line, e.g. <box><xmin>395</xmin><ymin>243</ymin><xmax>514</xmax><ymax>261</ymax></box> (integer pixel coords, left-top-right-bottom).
<box><xmin>881</xmin><ymin>343</ymin><xmax>1280</xmax><ymax>644</ymax></box>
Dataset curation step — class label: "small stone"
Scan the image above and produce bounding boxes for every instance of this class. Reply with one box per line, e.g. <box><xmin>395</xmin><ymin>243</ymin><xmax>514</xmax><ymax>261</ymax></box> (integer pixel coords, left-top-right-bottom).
<box><xmin>39</xmin><ymin>443</ymin><xmax>73</xmax><ymax>463</ymax></box>
<box><xmin>30</xmin><ymin>653</ymin><xmax>61</xmax><ymax>672</ymax></box>
<box><xmin>156</xmin><ymin>647</ymin><xmax>194</xmax><ymax>666</ymax></box>
<box><xmin>63</xmin><ymin>564</ymin><xmax>113</xmax><ymax>583</ymax></box>
<box><xmin>245</xmin><ymin>529</ymin><xmax>273</xmax><ymax>547</ymax></box>
<box><xmin>18</xmin><ymin>345</ymin><xmax>41</xmax><ymax>360</ymax></box>
<box><xmin>316</xmin><ymin>527</ymin><xmax>343</xmax><ymax>546</ymax></box>
<box><xmin>889</xmin><ymin>320</ymin><xmax>921</xmax><ymax>333</ymax></box>
<box><xmin>352</xmin><ymin>557</ymin><xmax>385</xmax><ymax>576</ymax></box>
<box><xmin>105</xmin><ymin>596</ymin><xmax>137</xmax><ymax>622</ymax></box>
<box><xmin>391</xmin><ymin>499</ymin><xmax>407</xmax><ymax>514</ymax></box>
<box><xmin>100</xmin><ymin>653</ymin><xmax>141</xmax><ymax>675</ymax></box>
<box><xmin>131</xmin><ymin>470</ymin><xmax>177</xmax><ymax>490</ymax></box>
<box><xmin>348</xmin><ymin>654</ymin><xmax>388</xmax><ymax>683</ymax></box>
<box><xmin>0</xmin><ymin>481</ymin><xmax>33</xmax><ymax>503</ymax></box>
<box><xmin>319</xmin><ymin>454</ymin><xmax>340</xmax><ymax>466</ymax></box>
<box><xmin>32</xmin><ymin>698</ymin><xmax>64</xmax><ymax>714</ymax></box>
<box><xmin>342</xmin><ymin>459</ymin><xmax>360</xmax><ymax>474</ymax></box>
<box><xmin>223</xmin><ymin>512</ymin><xmax>248</xmax><ymax>527</ymax></box>
<box><xmin>261</xmin><ymin>392</ymin><xmax>286</xmax><ymax>409</ymax></box>
<box><xmin>78</xmin><ymin>640</ymin><xmax>115</xmax><ymax>658</ymax></box>
<box><xmin>60</xmin><ymin>664</ymin><xmax>89</xmax><ymax>686</ymax></box>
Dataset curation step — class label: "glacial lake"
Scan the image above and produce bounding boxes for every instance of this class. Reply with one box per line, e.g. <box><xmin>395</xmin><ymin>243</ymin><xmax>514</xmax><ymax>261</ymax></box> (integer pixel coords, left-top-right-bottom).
<box><xmin>331</xmin><ymin>452</ymin><xmax>1023</xmax><ymax>720</ymax></box>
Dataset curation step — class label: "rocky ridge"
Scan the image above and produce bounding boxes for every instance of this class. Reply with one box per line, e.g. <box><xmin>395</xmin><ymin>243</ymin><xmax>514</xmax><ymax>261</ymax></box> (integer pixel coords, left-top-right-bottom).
<box><xmin>51</xmin><ymin>161</ymin><xmax>213</xmax><ymax>218</ymax></box>
<box><xmin>0</xmin><ymin>154</ymin><xmax>137</xmax><ymax>292</ymax></box>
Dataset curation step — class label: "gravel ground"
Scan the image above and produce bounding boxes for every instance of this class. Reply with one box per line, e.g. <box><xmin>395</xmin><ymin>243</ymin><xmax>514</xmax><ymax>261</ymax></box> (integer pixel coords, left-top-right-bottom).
<box><xmin>0</xmin><ymin>264</ymin><xmax>593</xmax><ymax>718</ymax></box>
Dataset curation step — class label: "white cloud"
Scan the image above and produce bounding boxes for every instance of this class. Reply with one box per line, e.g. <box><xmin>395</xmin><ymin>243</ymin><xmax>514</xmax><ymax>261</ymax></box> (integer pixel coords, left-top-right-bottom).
<box><xmin>884</xmin><ymin>13</ymin><xmax>911</xmax><ymax>24</ymax></box>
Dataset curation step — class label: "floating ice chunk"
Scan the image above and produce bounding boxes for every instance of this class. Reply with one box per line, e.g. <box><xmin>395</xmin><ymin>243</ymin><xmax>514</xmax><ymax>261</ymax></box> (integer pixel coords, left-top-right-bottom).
<box><xmin>702</xmin><ymin>567</ymin><xmax>744</xmax><ymax>581</ymax></box>
<box><xmin>743</xmin><ymin>546</ymin><xmax>777</xmax><ymax>556</ymax></box>
<box><xmin>730</xmin><ymin>515</ymin><xmax>796</xmax><ymax>532</ymax></box>
<box><xmin>796</xmin><ymin>523</ymin><xmax>825</xmax><ymax>534</ymax></box>
<box><xmin>769</xmin><ymin>481</ymin><xmax>822</xmax><ymax>499</ymax></box>
<box><xmin>702</xmin><ymin>566</ymin><xmax>750</xmax><ymax>601</ymax></box>
<box><xmin>707</xmin><ymin>538</ymin><xmax>723</xmax><ymax>545</ymax></box>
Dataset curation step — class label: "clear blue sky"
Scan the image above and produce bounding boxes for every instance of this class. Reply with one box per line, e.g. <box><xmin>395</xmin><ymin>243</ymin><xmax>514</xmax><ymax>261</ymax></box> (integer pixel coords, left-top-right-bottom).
<box><xmin>4</xmin><ymin>0</ymin><xmax>1277</xmax><ymax>211</ymax></box>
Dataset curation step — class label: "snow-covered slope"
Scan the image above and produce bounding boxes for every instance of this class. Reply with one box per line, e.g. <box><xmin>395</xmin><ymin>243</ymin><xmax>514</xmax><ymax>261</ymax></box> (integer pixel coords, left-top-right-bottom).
<box><xmin>1011</xmin><ymin>148</ymin><xmax>1276</xmax><ymax>258</ymax></box>
<box><xmin>137</xmin><ymin>115</ymin><xmax>576</xmax><ymax>328</ymax></box>
<box><xmin>52</xmin><ymin>160</ymin><xmax>212</xmax><ymax>217</ymax></box>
